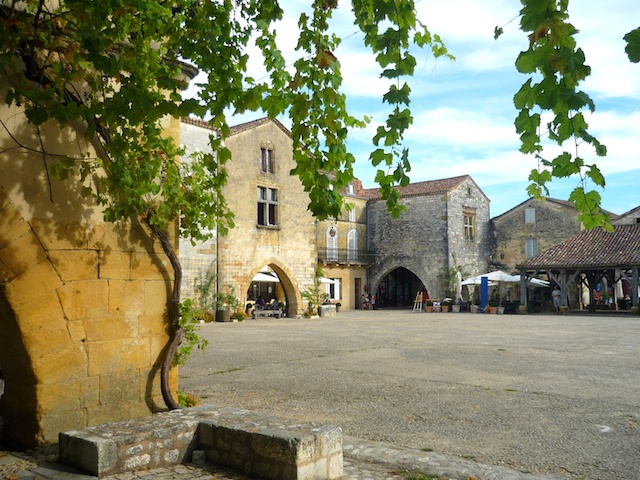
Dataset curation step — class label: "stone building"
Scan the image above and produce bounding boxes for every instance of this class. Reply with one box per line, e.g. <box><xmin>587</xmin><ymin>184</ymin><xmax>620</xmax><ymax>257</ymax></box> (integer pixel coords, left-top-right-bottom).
<box><xmin>316</xmin><ymin>179</ymin><xmax>372</xmax><ymax>311</ymax></box>
<box><xmin>0</xmin><ymin>84</ymin><xmax>184</xmax><ymax>446</ymax></box>
<box><xmin>363</xmin><ymin>175</ymin><xmax>491</xmax><ymax>306</ymax></box>
<box><xmin>180</xmin><ymin>118</ymin><xmax>318</xmax><ymax>318</ymax></box>
<box><xmin>490</xmin><ymin>197</ymin><xmax>582</xmax><ymax>273</ymax></box>
<box><xmin>611</xmin><ymin>206</ymin><xmax>640</xmax><ymax>225</ymax></box>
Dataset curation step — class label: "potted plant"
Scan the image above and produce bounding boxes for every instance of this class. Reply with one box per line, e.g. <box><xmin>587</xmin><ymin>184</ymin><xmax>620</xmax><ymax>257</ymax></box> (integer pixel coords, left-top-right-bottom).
<box><xmin>441</xmin><ymin>300</ymin><xmax>451</xmax><ymax>313</ymax></box>
<box><xmin>335</xmin><ymin>302</ymin><xmax>342</xmax><ymax>312</ymax></box>
<box><xmin>488</xmin><ymin>300</ymin><xmax>499</xmax><ymax>314</ymax></box>
<box><xmin>425</xmin><ymin>300</ymin><xmax>434</xmax><ymax>313</ymax></box>
<box><xmin>215</xmin><ymin>286</ymin><xmax>241</xmax><ymax>322</ymax></box>
<box><xmin>451</xmin><ymin>299</ymin><xmax>461</xmax><ymax>313</ymax></box>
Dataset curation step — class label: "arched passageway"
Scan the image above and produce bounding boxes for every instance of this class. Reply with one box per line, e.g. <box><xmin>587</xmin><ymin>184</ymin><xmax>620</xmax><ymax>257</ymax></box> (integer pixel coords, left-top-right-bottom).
<box><xmin>375</xmin><ymin>267</ymin><xmax>426</xmax><ymax>308</ymax></box>
<box><xmin>245</xmin><ymin>263</ymin><xmax>301</xmax><ymax>318</ymax></box>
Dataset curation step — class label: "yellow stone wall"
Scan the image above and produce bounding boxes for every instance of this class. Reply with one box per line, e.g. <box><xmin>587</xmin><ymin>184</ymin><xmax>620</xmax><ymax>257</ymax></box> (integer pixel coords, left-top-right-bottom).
<box><xmin>219</xmin><ymin>120</ymin><xmax>317</xmax><ymax>315</ymax></box>
<box><xmin>316</xmin><ymin>194</ymin><xmax>370</xmax><ymax>310</ymax></box>
<box><xmin>0</xmin><ymin>96</ymin><xmax>179</xmax><ymax>446</ymax></box>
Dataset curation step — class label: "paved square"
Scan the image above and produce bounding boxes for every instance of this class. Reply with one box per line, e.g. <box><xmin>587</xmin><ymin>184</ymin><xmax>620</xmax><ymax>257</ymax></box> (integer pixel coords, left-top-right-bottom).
<box><xmin>181</xmin><ymin>310</ymin><xmax>640</xmax><ymax>480</ymax></box>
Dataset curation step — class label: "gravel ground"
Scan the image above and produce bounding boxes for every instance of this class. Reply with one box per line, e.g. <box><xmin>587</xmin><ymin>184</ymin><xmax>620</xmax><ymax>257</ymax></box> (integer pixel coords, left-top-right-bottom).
<box><xmin>180</xmin><ymin>310</ymin><xmax>640</xmax><ymax>480</ymax></box>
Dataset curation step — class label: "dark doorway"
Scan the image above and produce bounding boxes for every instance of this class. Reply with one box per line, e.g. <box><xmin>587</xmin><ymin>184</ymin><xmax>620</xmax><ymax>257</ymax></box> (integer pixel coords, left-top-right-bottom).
<box><xmin>376</xmin><ymin>267</ymin><xmax>424</xmax><ymax>308</ymax></box>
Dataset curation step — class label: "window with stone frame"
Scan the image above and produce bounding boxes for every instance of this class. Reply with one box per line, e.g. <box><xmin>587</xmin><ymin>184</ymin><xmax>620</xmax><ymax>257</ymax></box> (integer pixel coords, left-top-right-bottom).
<box><xmin>347</xmin><ymin>229</ymin><xmax>358</xmax><ymax>262</ymax></box>
<box><xmin>525</xmin><ymin>207</ymin><xmax>536</xmax><ymax>224</ymax></box>
<box><xmin>260</xmin><ymin>147</ymin><xmax>274</xmax><ymax>173</ymax></box>
<box><xmin>525</xmin><ymin>237</ymin><xmax>538</xmax><ymax>258</ymax></box>
<box><xmin>348</xmin><ymin>204</ymin><xmax>356</xmax><ymax>222</ymax></box>
<box><xmin>463</xmin><ymin>209</ymin><xmax>475</xmax><ymax>242</ymax></box>
<box><xmin>326</xmin><ymin>225</ymin><xmax>338</xmax><ymax>261</ymax></box>
<box><xmin>257</xmin><ymin>186</ymin><xmax>278</xmax><ymax>226</ymax></box>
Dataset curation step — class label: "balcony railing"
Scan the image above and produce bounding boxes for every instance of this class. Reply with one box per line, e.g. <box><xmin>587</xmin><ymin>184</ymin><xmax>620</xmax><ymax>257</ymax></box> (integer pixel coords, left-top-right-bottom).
<box><xmin>317</xmin><ymin>247</ymin><xmax>376</xmax><ymax>265</ymax></box>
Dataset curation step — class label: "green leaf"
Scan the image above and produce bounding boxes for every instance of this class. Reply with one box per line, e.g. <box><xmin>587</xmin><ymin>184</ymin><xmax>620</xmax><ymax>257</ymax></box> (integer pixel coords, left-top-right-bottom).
<box><xmin>623</xmin><ymin>27</ymin><xmax>640</xmax><ymax>63</ymax></box>
<box><xmin>585</xmin><ymin>164</ymin><xmax>606</xmax><ymax>187</ymax></box>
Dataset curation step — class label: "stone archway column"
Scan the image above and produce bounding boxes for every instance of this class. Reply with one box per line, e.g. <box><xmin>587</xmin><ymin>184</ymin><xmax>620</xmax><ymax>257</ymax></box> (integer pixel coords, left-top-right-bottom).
<box><xmin>0</xmin><ymin>192</ymin><xmax>176</xmax><ymax>446</ymax></box>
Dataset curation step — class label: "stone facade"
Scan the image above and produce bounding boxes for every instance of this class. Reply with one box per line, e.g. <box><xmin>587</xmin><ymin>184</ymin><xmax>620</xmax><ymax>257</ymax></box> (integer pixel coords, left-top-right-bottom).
<box><xmin>179</xmin><ymin>118</ymin><xmax>317</xmax><ymax>317</ymax></box>
<box><xmin>490</xmin><ymin>197</ymin><xmax>582</xmax><ymax>273</ymax></box>
<box><xmin>364</xmin><ymin>176</ymin><xmax>491</xmax><ymax>301</ymax></box>
<box><xmin>612</xmin><ymin>206</ymin><xmax>640</xmax><ymax>225</ymax></box>
<box><xmin>0</xmin><ymin>98</ymin><xmax>180</xmax><ymax>446</ymax></box>
<box><xmin>316</xmin><ymin>179</ymin><xmax>370</xmax><ymax>311</ymax></box>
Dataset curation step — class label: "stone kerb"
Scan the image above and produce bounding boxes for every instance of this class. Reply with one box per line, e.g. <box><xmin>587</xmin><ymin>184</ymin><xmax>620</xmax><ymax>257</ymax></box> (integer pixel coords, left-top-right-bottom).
<box><xmin>59</xmin><ymin>405</ymin><xmax>343</xmax><ymax>480</ymax></box>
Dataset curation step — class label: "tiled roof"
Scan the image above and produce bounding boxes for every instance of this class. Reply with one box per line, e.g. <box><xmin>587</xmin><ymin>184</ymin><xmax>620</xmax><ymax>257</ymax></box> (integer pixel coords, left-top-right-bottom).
<box><xmin>181</xmin><ymin>116</ymin><xmax>216</xmax><ymax>131</ymax></box>
<box><xmin>181</xmin><ymin>117</ymin><xmax>292</xmax><ymax>138</ymax></box>
<box><xmin>363</xmin><ymin>175</ymin><xmax>472</xmax><ymax>200</ymax></box>
<box><xmin>519</xmin><ymin>224</ymin><xmax>640</xmax><ymax>269</ymax></box>
<box><xmin>228</xmin><ymin>117</ymin><xmax>291</xmax><ymax>138</ymax></box>
<box><xmin>350</xmin><ymin>178</ymin><xmax>366</xmax><ymax>197</ymax></box>
<box><xmin>491</xmin><ymin>197</ymin><xmax>576</xmax><ymax>222</ymax></box>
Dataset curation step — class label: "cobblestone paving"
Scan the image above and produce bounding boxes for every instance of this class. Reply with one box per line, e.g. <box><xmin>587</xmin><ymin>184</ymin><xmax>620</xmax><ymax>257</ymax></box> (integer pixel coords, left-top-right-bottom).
<box><xmin>1</xmin><ymin>440</ymin><xmax>562</xmax><ymax>480</ymax></box>
<box><xmin>0</xmin><ymin>450</ymin><xmax>408</xmax><ymax>480</ymax></box>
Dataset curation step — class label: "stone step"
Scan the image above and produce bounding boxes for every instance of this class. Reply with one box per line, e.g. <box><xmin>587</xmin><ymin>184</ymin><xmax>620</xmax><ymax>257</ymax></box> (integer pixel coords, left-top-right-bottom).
<box><xmin>59</xmin><ymin>405</ymin><xmax>343</xmax><ymax>479</ymax></box>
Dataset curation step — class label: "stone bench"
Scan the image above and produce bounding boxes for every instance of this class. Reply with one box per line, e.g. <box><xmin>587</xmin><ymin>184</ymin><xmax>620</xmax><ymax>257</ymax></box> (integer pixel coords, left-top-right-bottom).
<box><xmin>59</xmin><ymin>405</ymin><xmax>342</xmax><ymax>479</ymax></box>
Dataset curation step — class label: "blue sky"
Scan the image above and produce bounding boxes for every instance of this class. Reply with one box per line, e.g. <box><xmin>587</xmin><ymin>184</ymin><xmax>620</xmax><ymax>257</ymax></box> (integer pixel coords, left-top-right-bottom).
<box><xmin>190</xmin><ymin>0</ymin><xmax>640</xmax><ymax>218</ymax></box>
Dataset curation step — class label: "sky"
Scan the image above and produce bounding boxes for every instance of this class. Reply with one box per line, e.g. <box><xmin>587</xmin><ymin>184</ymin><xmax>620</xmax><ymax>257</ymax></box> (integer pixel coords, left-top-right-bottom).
<box><xmin>190</xmin><ymin>0</ymin><xmax>640</xmax><ymax>218</ymax></box>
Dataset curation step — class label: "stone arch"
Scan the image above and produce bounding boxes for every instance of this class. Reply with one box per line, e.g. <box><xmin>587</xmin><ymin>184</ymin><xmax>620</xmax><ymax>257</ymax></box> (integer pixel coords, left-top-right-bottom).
<box><xmin>0</xmin><ymin>95</ymin><xmax>185</xmax><ymax>447</ymax></box>
<box><xmin>0</xmin><ymin>191</ymin><xmax>83</xmax><ymax>445</ymax></box>
<box><xmin>0</xmin><ymin>188</ymin><xmax>175</xmax><ymax>446</ymax></box>
<box><xmin>239</xmin><ymin>260</ymin><xmax>303</xmax><ymax>318</ymax></box>
<box><xmin>369</xmin><ymin>264</ymin><xmax>430</xmax><ymax>308</ymax></box>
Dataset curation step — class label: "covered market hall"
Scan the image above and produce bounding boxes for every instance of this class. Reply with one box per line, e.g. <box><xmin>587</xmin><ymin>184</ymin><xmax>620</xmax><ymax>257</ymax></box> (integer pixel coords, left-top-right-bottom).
<box><xmin>518</xmin><ymin>224</ymin><xmax>640</xmax><ymax>311</ymax></box>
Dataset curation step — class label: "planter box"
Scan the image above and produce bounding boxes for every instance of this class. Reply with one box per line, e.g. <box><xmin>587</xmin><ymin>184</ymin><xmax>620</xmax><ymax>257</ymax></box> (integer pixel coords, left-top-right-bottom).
<box><xmin>451</xmin><ymin>305</ymin><xmax>460</xmax><ymax>313</ymax></box>
<box><xmin>319</xmin><ymin>305</ymin><xmax>337</xmax><ymax>317</ymax></box>
<box><xmin>470</xmin><ymin>305</ymin><xmax>479</xmax><ymax>313</ymax></box>
<box><xmin>216</xmin><ymin>309</ymin><xmax>231</xmax><ymax>322</ymax></box>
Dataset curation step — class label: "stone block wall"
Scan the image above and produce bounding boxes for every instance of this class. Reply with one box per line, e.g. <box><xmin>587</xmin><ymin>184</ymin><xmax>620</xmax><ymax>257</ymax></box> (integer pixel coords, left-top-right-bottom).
<box><xmin>0</xmin><ymin>100</ymin><xmax>180</xmax><ymax>446</ymax></box>
<box><xmin>491</xmin><ymin>198</ymin><xmax>581</xmax><ymax>272</ymax></box>
<box><xmin>367</xmin><ymin>194</ymin><xmax>449</xmax><ymax>298</ymax></box>
<box><xmin>179</xmin><ymin>119</ymin><xmax>317</xmax><ymax>316</ymax></box>
<box><xmin>59</xmin><ymin>405</ymin><xmax>343</xmax><ymax>480</ymax></box>
<box><xmin>446</xmin><ymin>178</ymin><xmax>491</xmax><ymax>277</ymax></box>
<box><xmin>0</xmin><ymin>191</ymin><xmax>177</xmax><ymax>446</ymax></box>
<box><xmin>366</xmin><ymin>177</ymin><xmax>491</xmax><ymax>299</ymax></box>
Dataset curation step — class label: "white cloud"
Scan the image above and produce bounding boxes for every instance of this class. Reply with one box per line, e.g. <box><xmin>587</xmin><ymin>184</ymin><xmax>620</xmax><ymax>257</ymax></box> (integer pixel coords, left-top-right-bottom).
<box><xmin>405</xmin><ymin>107</ymin><xmax>516</xmax><ymax>147</ymax></box>
<box><xmin>211</xmin><ymin>1</ymin><xmax>639</xmax><ymax>215</ymax></box>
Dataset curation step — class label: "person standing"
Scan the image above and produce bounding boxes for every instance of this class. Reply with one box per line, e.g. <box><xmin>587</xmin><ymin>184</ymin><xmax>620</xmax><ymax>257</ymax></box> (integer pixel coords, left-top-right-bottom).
<box><xmin>552</xmin><ymin>286</ymin><xmax>561</xmax><ymax>313</ymax></box>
